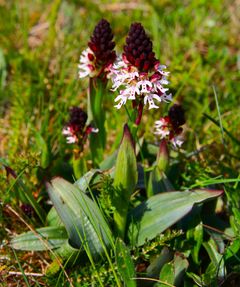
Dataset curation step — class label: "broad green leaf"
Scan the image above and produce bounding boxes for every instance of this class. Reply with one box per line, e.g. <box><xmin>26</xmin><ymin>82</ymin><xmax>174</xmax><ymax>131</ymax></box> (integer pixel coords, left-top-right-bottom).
<box><xmin>99</xmin><ymin>151</ymin><xmax>117</xmax><ymax>170</ymax></box>
<box><xmin>157</xmin><ymin>253</ymin><xmax>188</xmax><ymax>287</ymax></box>
<box><xmin>54</xmin><ymin>240</ymin><xmax>83</xmax><ymax>266</ymax></box>
<box><xmin>187</xmin><ymin>272</ymin><xmax>203</xmax><ymax>286</ymax></box>
<box><xmin>202</xmin><ymin>262</ymin><xmax>219</xmax><ymax>286</ymax></box>
<box><xmin>11</xmin><ymin>226</ymin><xmax>67</xmax><ymax>251</ymax></box>
<box><xmin>47</xmin><ymin>177</ymin><xmax>113</xmax><ymax>258</ymax></box>
<box><xmin>35</xmin><ymin>131</ymin><xmax>50</xmax><ymax>169</ymax></box>
<box><xmin>115</xmin><ymin>238</ymin><xmax>136</xmax><ymax>287</ymax></box>
<box><xmin>46</xmin><ymin>207</ymin><xmax>63</xmax><ymax>227</ymax></box>
<box><xmin>74</xmin><ymin>169</ymin><xmax>101</xmax><ymax>192</ymax></box>
<box><xmin>147</xmin><ymin>169</ymin><xmax>174</xmax><ymax>197</ymax></box>
<box><xmin>158</xmin><ymin>262</ymin><xmax>174</xmax><ymax>286</ymax></box>
<box><xmin>203</xmin><ymin>239</ymin><xmax>225</xmax><ymax>279</ymax></box>
<box><xmin>113</xmin><ymin>124</ymin><xmax>138</xmax><ymax>238</ymax></box>
<box><xmin>113</xmin><ymin>124</ymin><xmax>137</xmax><ymax>196</ymax></box>
<box><xmin>224</xmin><ymin>238</ymin><xmax>240</xmax><ymax>263</ymax></box>
<box><xmin>173</xmin><ymin>254</ymin><xmax>189</xmax><ymax>286</ymax></box>
<box><xmin>128</xmin><ymin>189</ymin><xmax>223</xmax><ymax>246</ymax></box>
<box><xmin>156</xmin><ymin>140</ymin><xmax>169</xmax><ymax>172</ymax></box>
<box><xmin>147</xmin><ymin>247</ymin><xmax>173</xmax><ymax>278</ymax></box>
<box><xmin>72</xmin><ymin>155</ymin><xmax>87</xmax><ymax>179</ymax></box>
<box><xmin>187</xmin><ymin>223</ymin><xmax>203</xmax><ymax>265</ymax></box>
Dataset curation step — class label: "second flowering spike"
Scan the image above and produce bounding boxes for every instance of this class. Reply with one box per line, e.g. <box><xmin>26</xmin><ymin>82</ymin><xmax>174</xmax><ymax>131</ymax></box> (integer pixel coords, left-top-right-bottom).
<box><xmin>79</xmin><ymin>19</ymin><xmax>116</xmax><ymax>79</ymax></box>
<box><xmin>62</xmin><ymin>107</ymin><xmax>88</xmax><ymax>145</ymax></box>
<box><xmin>154</xmin><ymin>104</ymin><xmax>186</xmax><ymax>148</ymax></box>
<box><xmin>62</xmin><ymin>107</ymin><xmax>98</xmax><ymax>148</ymax></box>
<box><xmin>88</xmin><ymin>19</ymin><xmax>116</xmax><ymax>67</ymax></box>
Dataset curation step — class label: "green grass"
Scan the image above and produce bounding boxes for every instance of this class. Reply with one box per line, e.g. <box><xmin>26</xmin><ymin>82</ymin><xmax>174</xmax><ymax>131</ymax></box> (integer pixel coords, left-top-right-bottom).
<box><xmin>0</xmin><ymin>0</ymin><xmax>240</xmax><ymax>286</ymax></box>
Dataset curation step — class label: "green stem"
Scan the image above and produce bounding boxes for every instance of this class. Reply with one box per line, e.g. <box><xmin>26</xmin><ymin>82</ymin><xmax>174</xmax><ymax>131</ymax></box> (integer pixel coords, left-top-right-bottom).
<box><xmin>88</xmin><ymin>78</ymin><xmax>107</xmax><ymax>166</ymax></box>
<box><xmin>114</xmin><ymin>205</ymin><xmax>129</xmax><ymax>239</ymax></box>
<box><xmin>72</xmin><ymin>151</ymin><xmax>87</xmax><ymax>179</ymax></box>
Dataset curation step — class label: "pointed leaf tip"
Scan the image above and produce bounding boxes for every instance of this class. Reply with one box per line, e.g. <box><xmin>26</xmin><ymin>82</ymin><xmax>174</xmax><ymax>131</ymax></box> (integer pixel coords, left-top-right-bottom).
<box><xmin>194</xmin><ymin>189</ymin><xmax>224</xmax><ymax>196</ymax></box>
<box><xmin>156</xmin><ymin>139</ymin><xmax>169</xmax><ymax>172</ymax></box>
<box><xmin>128</xmin><ymin>189</ymin><xmax>224</xmax><ymax>246</ymax></box>
<box><xmin>122</xmin><ymin>123</ymin><xmax>135</xmax><ymax>150</ymax></box>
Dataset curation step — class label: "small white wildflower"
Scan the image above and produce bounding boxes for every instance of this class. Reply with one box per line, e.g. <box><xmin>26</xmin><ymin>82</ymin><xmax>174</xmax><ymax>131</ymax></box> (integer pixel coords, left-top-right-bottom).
<box><xmin>154</xmin><ymin>119</ymin><xmax>170</xmax><ymax>138</ymax></box>
<box><xmin>114</xmin><ymin>92</ymin><xmax>128</xmax><ymax>109</ymax></box>
<box><xmin>171</xmin><ymin>136</ymin><xmax>184</xmax><ymax>148</ymax></box>
<box><xmin>62</xmin><ymin>127</ymin><xmax>78</xmax><ymax>144</ymax></box>
<box><xmin>78</xmin><ymin>48</ymin><xmax>98</xmax><ymax>78</ymax></box>
<box><xmin>136</xmin><ymin>80</ymin><xmax>152</xmax><ymax>93</ymax></box>
<box><xmin>144</xmin><ymin>94</ymin><xmax>162</xmax><ymax>109</ymax></box>
<box><xmin>157</xmin><ymin>65</ymin><xmax>170</xmax><ymax>76</ymax></box>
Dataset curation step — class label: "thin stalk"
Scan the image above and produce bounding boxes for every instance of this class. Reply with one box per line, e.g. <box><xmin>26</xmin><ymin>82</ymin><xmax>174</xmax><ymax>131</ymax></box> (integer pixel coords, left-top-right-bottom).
<box><xmin>124</xmin><ymin>105</ymin><xmax>144</xmax><ymax>160</ymax></box>
<box><xmin>124</xmin><ymin>104</ymin><xmax>147</xmax><ymax>186</ymax></box>
<box><xmin>88</xmin><ymin>78</ymin><xmax>106</xmax><ymax>166</ymax></box>
<box><xmin>12</xmin><ymin>249</ymin><xmax>31</xmax><ymax>287</ymax></box>
<box><xmin>203</xmin><ymin>113</ymin><xmax>240</xmax><ymax>145</ymax></box>
<box><xmin>213</xmin><ymin>85</ymin><xmax>225</xmax><ymax>145</ymax></box>
<box><xmin>6</xmin><ymin>165</ymin><xmax>46</xmax><ymax>223</ymax></box>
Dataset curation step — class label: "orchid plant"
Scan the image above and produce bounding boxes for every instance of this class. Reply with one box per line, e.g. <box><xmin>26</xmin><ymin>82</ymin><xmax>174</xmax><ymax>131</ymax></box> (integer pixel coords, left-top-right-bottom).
<box><xmin>11</xmin><ymin>20</ymin><xmax>224</xmax><ymax>286</ymax></box>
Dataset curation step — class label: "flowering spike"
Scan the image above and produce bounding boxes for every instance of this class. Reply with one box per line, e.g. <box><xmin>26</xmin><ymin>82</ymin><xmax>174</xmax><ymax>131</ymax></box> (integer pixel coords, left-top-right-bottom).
<box><xmin>108</xmin><ymin>22</ymin><xmax>172</xmax><ymax>115</ymax></box>
<box><xmin>154</xmin><ymin>104</ymin><xmax>186</xmax><ymax>148</ymax></box>
<box><xmin>88</xmin><ymin>19</ymin><xmax>116</xmax><ymax>66</ymax></box>
<box><xmin>168</xmin><ymin>104</ymin><xmax>185</xmax><ymax>129</ymax></box>
<box><xmin>79</xmin><ymin>19</ymin><xmax>116</xmax><ymax>79</ymax></box>
<box><xmin>124</xmin><ymin>23</ymin><xmax>157</xmax><ymax>72</ymax></box>
<box><xmin>62</xmin><ymin>107</ymin><xmax>98</xmax><ymax>148</ymax></box>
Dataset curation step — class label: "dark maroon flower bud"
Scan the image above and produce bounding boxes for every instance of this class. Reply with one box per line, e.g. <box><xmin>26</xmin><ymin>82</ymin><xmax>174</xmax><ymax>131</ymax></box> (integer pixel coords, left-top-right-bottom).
<box><xmin>79</xmin><ymin>19</ymin><xmax>116</xmax><ymax>78</ymax></box>
<box><xmin>123</xmin><ymin>23</ymin><xmax>158</xmax><ymax>72</ymax></box>
<box><xmin>88</xmin><ymin>19</ymin><xmax>116</xmax><ymax>67</ymax></box>
<box><xmin>68</xmin><ymin>107</ymin><xmax>88</xmax><ymax>132</ymax></box>
<box><xmin>63</xmin><ymin>107</ymin><xmax>88</xmax><ymax>144</ymax></box>
<box><xmin>20</xmin><ymin>204</ymin><xmax>34</xmax><ymax>218</ymax></box>
<box><xmin>63</xmin><ymin>107</ymin><xmax>98</xmax><ymax>148</ymax></box>
<box><xmin>168</xmin><ymin>104</ymin><xmax>185</xmax><ymax>130</ymax></box>
<box><xmin>154</xmin><ymin>105</ymin><xmax>186</xmax><ymax>148</ymax></box>
<box><xmin>4</xmin><ymin>165</ymin><xmax>17</xmax><ymax>179</ymax></box>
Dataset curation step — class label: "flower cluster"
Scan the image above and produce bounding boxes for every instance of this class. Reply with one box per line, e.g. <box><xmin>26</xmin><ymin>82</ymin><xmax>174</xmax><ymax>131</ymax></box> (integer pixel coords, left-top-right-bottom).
<box><xmin>154</xmin><ymin>104</ymin><xmax>185</xmax><ymax>147</ymax></box>
<box><xmin>78</xmin><ymin>19</ymin><xmax>116</xmax><ymax>79</ymax></box>
<box><xmin>76</xmin><ymin>20</ymin><xmax>187</xmax><ymax>148</ymax></box>
<box><xmin>108</xmin><ymin>23</ymin><xmax>172</xmax><ymax>110</ymax></box>
<box><xmin>62</xmin><ymin>107</ymin><xmax>98</xmax><ymax>148</ymax></box>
